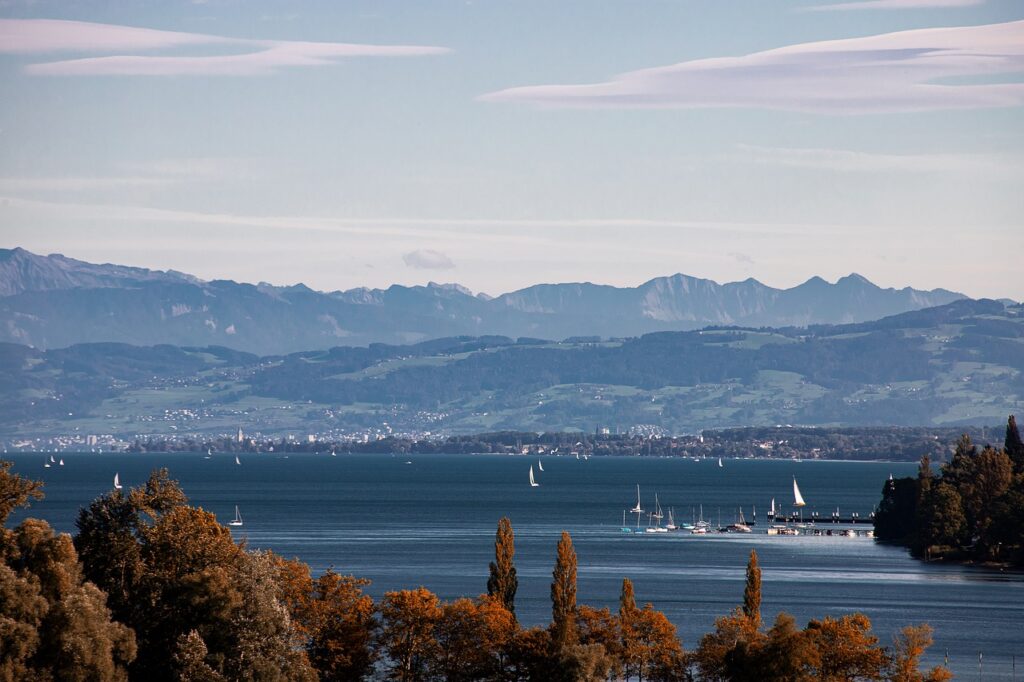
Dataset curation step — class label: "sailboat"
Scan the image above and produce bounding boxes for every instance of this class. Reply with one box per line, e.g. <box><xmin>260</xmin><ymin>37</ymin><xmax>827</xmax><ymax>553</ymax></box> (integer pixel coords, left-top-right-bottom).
<box><xmin>651</xmin><ymin>495</ymin><xmax>668</xmax><ymax>532</ymax></box>
<box><xmin>630</xmin><ymin>484</ymin><xmax>643</xmax><ymax>514</ymax></box>
<box><xmin>229</xmin><ymin>505</ymin><xmax>243</xmax><ymax>527</ymax></box>
<box><xmin>621</xmin><ymin>510</ymin><xmax>632</xmax><ymax>533</ymax></box>
<box><xmin>691</xmin><ymin>504</ymin><xmax>710</xmax><ymax>534</ymax></box>
<box><xmin>718</xmin><ymin>457</ymin><xmax>723</xmax><ymax>467</ymax></box>
<box><xmin>59</xmin><ymin>459</ymin><xmax>64</xmax><ymax>466</ymax></box>
<box><xmin>529</xmin><ymin>466</ymin><xmax>539</xmax><ymax>487</ymax></box>
<box><xmin>793</xmin><ymin>476</ymin><xmax>808</xmax><ymax>526</ymax></box>
<box><xmin>235</xmin><ymin>455</ymin><xmax>241</xmax><ymax>466</ymax></box>
<box><xmin>43</xmin><ymin>458</ymin><xmax>51</xmax><ymax>468</ymax></box>
<box><xmin>538</xmin><ymin>460</ymin><xmax>544</xmax><ymax>472</ymax></box>
<box><xmin>666</xmin><ymin>507</ymin><xmax>677</xmax><ymax>531</ymax></box>
<box><xmin>793</xmin><ymin>477</ymin><xmax>806</xmax><ymax>507</ymax></box>
<box><xmin>113</xmin><ymin>473</ymin><xmax>122</xmax><ymax>490</ymax></box>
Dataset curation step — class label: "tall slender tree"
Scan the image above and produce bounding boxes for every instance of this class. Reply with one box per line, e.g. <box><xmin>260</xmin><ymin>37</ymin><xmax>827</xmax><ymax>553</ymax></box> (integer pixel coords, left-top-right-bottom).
<box><xmin>550</xmin><ymin>531</ymin><xmax>578</xmax><ymax>651</ymax></box>
<box><xmin>1005</xmin><ymin>415</ymin><xmax>1024</xmax><ymax>473</ymax></box>
<box><xmin>486</xmin><ymin>517</ymin><xmax>518</xmax><ymax>616</ymax></box>
<box><xmin>743</xmin><ymin>549</ymin><xmax>762</xmax><ymax>628</ymax></box>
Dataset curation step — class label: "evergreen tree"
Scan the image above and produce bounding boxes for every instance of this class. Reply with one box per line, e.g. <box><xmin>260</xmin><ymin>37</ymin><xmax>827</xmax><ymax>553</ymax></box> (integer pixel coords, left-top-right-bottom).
<box><xmin>486</xmin><ymin>516</ymin><xmax>518</xmax><ymax>616</ymax></box>
<box><xmin>550</xmin><ymin>531</ymin><xmax>578</xmax><ymax>651</ymax></box>
<box><xmin>743</xmin><ymin>549</ymin><xmax>762</xmax><ymax>628</ymax></box>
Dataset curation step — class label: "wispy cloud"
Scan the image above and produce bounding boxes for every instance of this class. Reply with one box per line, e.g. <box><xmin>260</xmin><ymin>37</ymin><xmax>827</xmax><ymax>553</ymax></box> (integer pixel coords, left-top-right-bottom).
<box><xmin>480</xmin><ymin>20</ymin><xmax>1024</xmax><ymax>113</ymax></box>
<box><xmin>734</xmin><ymin>144</ymin><xmax>1023</xmax><ymax>173</ymax></box>
<box><xmin>0</xmin><ymin>18</ymin><xmax>450</xmax><ymax>76</ymax></box>
<box><xmin>806</xmin><ymin>0</ymin><xmax>984</xmax><ymax>11</ymax></box>
<box><xmin>403</xmin><ymin>249</ymin><xmax>456</xmax><ymax>270</ymax></box>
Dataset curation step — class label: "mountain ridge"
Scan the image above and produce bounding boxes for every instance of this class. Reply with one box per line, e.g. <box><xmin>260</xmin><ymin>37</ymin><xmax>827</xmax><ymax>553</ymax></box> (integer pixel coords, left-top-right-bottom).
<box><xmin>0</xmin><ymin>247</ymin><xmax>970</xmax><ymax>355</ymax></box>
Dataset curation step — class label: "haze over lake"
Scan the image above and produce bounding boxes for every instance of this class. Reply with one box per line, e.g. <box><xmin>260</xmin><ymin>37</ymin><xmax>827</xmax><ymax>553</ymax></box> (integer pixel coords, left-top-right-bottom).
<box><xmin>9</xmin><ymin>453</ymin><xmax>1023</xmax><ymax>679</ymax></box>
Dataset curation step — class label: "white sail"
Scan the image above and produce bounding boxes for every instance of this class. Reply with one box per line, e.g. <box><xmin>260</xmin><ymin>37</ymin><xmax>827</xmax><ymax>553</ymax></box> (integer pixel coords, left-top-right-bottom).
<box><xmin>718</xmin><ymin>457</ymin><xmax>723</xmax><ymax>467</ymax></box>
<box><xmin>113</xmin><ymin>473</ymin><xmax>122</xmax><ymax>490</ymax></box>
<box><xmin>229</xmin><ymin>505</ymin><xmax>243</xmax><ymax>526</ymax></box>
<box><xmin>529</xmin><ymin>466</ymin><xmax>539</xmax><ymax>487</ymax></box>
<box><xmin>770</xmin><ymin>497</ymin><xmax>776</xmax><ymax>515</ymax></box>
<box><xmin>50</xmin><ymin>455</ymin><xmax>56</xmax><ymax>463</ymax></box>
<box><xmin>793</xmin><ymin>477</ymin><xmax>806</xmax><ymax>507</ymax></box>
<box><xmin>630</xmin><ymin>484</ymin><xmax>643</xmax><ymax>513</ymax></box>
<box><xmin>59</xmin><ymin>459</ymin><xmax>64</xmax><ymax>466</ymax></box>
<box><xmin>538</xmin><ymin>460</ymin><xmax>544</xmax><ymax>472</ymax></box>
<box><xmin>235</xmin><ymin>455</ymin><xmax>241</xmax><ymax>466</ymax></box>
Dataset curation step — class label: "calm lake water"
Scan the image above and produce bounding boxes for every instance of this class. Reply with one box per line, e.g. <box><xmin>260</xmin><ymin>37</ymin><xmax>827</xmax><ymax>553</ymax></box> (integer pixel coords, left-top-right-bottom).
<box><xmin>6</xmin><ymin>453</ymin><xmax>1023</xmax><ymax>678</ymax></box>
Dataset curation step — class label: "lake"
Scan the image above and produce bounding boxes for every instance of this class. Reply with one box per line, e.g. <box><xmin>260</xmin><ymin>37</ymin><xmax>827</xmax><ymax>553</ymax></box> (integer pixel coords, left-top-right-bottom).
<box><xmin>6</xmin><ymin>452</ymin><xmax>1023</xmax><ymax>678</ymax></box>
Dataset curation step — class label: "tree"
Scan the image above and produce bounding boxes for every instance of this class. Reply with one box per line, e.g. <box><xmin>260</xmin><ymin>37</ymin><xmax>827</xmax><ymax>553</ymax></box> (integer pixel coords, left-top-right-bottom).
<box><xmin>577</xmin><ymin>604</ymin><xmax>623</xmax><ymax>676</ymax></box>
<box><xmin>0</xmin><ymin>460</ymin><xmax>44</xmax><ymax>526</ymax></box>
<box><xmin>487</xmin><ymin>516</ymin><xmax>518</xmax><ymax>616</ymax></box>
<box><xmin>550</xmin><ymin>531</ymin><xmax>579</xmax><ymax>651</ymax></box>
<box><xmin>759</xmin><ymin>613</ymin><xmax>816</xmax><ymax>682</ymax></box>
<box><xmin>1005</xmin><ymin>415</ymin><xmax>1024</xmax><ymax>473</ymax></box>
<box><xmin>432</xmin><ymin>595</ymin><xmax>517</xmax><ymax>681</ymax></box>
<box><xmin>889</xmin><ymin>624</ymin><xmax>952</xmax><ymax>682</ymax></box>
<box><xmin>693</xmin><ymin>610</ymin><xmax>763</xmax><ymax>682</ymax></box>
<box><xmin>0</xmin><ymin>518</ymin><xmax>137</xmax><ymax>681</ymax></box>
<box><xmin>742</xmin><ymin>549</ymin><xmax>761</xmax><ymax>628</ymax></box>
<box><xmin>378</xmin><ymin>587</ymin><xmax>442</xmax><ymax>682</ymax></box>
<box><xmin>804</xmin><ymin>613</ymin><xmax>888</xmax><ymax>682</ymax></box>
<box><xmin>919</xmin><ymin>482</ymin><xmax>966</xmax><ymax>551</ymax></box>
<box><xmin>631</xmin><ymin>604</ymin><xmax>686</xmax><ymax>682</ymax></box>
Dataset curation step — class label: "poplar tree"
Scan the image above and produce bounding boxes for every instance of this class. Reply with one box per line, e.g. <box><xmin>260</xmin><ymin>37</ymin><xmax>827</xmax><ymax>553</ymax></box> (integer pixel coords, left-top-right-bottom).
<box><xmin>743</xmin><ymin>549</ymin><xmax>762</xmax><ymax>628</ymax></box>
<box><xmin>486</xmin><ymin>517</ymin><xmax>518</xmax><ymax>616</ymax></box>
<box><xmin>550</xmin><ymin>531</ymin><xmax>578</xmax><ymax>650</ymax></box>
<box><xmin>1005</xmin><ymin>415</ymin><xmax>1024</xmax><ymax>473</ymax></box>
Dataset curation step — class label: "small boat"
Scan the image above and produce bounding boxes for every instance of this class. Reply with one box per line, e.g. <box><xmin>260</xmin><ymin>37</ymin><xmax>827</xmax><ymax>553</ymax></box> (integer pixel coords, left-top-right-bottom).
<box><xmin>767</xmin><ymin>525</ymin><xmax>799</xmax><ymax>536</ymax></box>
<box><xmin>113</xmin><ymin>473</ymin><xmax>122</xmax><ymax>490</ymax></box>
<box><xmin>59</xmin><ymin>459</ymin><xmax>64</xmax><ymax>466</ymax></box>
<box><xmin>630</xmin><ymin>484</ymin><xmax>643</xmax><ymax>514</ymax></box>
<box><xmin>621</xmin><ymin>510</ymin><xmax>632</xmax><ymax>533</ymax></box>
<box><xmin>666</xmin><ymin>508</ymin><xmax>677</xmax><ymax>531</ymax></box>
<box><xmin>529</xmin><ymin>466</ymin><xmax>539</xmax><ymax>487</ymax></box>
<box><xmin>538</xmin><ymin>460</ymin><xmax>544</xmax><ymax>472</ymax></box>
<box><xmin>235</xmin><ymin>455</ymin><xmax>241</xmax><ymax>466</ymax></box>
<box><xmin>728</xmin><ymin>508</ymin><xmax>752</xmax><ymax>533</ymax></box>
<box><xmin>793</xmin><ymin>477</ymin><xmax>806</xmax><ymax>507</ymax></box>
<box><xmin>718</xmin><ymin>457</ymin><xmax>723</xmax><ymax>468</ymax></box>
<box><xmin>404</xmin><ymin>461</ymin><xmax>413</xmax><ymax>465</ymax></box>
<box><xmin>43</xmin><ymin>458</ymin><xmax>51</xmax><ymax>468</ymax></box>
<box><xmin>228</xmin><ymin>505</ymin><xmax>243</xmax><ymax>527</ymax></box>
<box><xmin>331</xmin><ymin>448</ymin><xmax>337</xmax><ymax>457</ymax></box>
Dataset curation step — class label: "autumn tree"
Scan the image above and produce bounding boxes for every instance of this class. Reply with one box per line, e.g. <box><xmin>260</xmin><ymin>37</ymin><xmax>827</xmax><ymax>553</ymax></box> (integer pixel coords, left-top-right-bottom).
<box><xmin>487</xmin><ymin>516</ymin><xmax>518</xmax><ymax>616</ymax></box>
<box><xmin>889</xmin><ymin>624</ymin><xmax>953</xmax><ymax>682</ymax></box>
<box><xmin>550</xmin><ymin>530</ymin><xmax>579</xmax><ymax>651</ymax></box>
<box><xmin>742</xmin><ymin>549</ymin><xmax>761</xmax><ymax>628</ymax></box>
<box><xmin>75</xmin><ymin>470</ymin><xmax>315</xmax><ymax>681</ymax></box>
<box><xmin>0</xmin><ymin>517</ymin><xmax>137</xmax><ymax>680</ymax></box>
<box><xmin>577</xmin><ymin>603</ymin><xmax>623</xmax><ymax>676</ymax></box>
<box><xmin>378</xmin><ymin>587</ymin><xmax>442</xmax><ymax>682</ymax></box>
<box><xmin>693</xmin><ymin>610</ymin><xmax>763</xmax><ymax>682</ymax></box>
<box><xmin>804</xmin><ymin>613</ymin><xmax>889</xmax><ymax>681</ymax></box>
<box><xmin>431</xmin><ymin>595</ymin><xmax>517</xmax><ymax>681</ymax></box>
<box><xmin>758</xmin><ymin>613</ymin><xmax>816</xmax><ymax>682</ymax></box>
<box><xmin>0</xmin><ymin>459</ymin><xmax>43</xmax><ymax>525</ymax></box>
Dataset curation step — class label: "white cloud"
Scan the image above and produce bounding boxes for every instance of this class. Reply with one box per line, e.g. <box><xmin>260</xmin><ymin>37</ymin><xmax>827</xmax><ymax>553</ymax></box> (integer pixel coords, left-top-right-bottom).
<box><xmin>480</xmin><ymin>20</ymin><xmax>1024</xmax><ymax>113</ymax></box>
<box><xmin>403</xmin><ymin>249</ymin><xmax>456</xmax><ymax>270</ymax></box>
<box><xmin>806</xmin><ymin>0</ymin><xmax>984</xmax><ymax>11</ymax></box>
<box><xmin>0</xmin><ymin>18</ymin><xmax>450</xmax><ymax>76</ymax></box>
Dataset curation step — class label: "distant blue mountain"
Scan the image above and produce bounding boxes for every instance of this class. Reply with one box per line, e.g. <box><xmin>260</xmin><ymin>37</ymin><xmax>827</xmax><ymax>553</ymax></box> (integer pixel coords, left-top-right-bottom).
<box><xmin>0</xmin><ymin>247</ymin><xmax>966</xmax><ymax>355</ymax></box>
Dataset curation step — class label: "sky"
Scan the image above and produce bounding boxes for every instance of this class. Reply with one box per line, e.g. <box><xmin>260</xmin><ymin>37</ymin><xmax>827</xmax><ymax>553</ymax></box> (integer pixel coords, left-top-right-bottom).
<box><xmin>1</xmin><ymin>0</ymin><xmax>1022</xmax><ymax>300</ymax></box>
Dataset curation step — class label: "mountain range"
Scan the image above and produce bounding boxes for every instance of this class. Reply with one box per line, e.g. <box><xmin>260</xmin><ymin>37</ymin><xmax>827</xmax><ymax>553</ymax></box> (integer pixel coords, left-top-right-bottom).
<box><xmin>1</xmin><ymin>297</ymin><xmax>1020</xmax><ymax>439</ymax></box>
<box><xmin>0</xmin><ymin>247</ymin><xmax>969</xmax><ymax>355</ymax></box>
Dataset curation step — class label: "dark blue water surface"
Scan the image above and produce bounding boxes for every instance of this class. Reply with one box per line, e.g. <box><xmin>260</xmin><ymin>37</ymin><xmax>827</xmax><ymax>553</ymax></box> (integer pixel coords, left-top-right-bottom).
<box><xmin>6</xmin><ymin>453</ymin><xmax>1023</xmax><ymax>678</ymax></box>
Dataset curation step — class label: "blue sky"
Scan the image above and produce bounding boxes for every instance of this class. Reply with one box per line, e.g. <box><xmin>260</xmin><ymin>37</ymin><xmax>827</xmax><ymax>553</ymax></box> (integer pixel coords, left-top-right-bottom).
<box><xmin>1</xmin><ymin>0</ymin><xmax>1022</xmax><ymax>299</ymax></box>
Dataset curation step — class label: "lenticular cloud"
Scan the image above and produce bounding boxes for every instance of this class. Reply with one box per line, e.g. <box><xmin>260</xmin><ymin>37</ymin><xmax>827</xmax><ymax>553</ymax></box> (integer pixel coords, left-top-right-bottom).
<box><xmin>0</xmin><ymin>18</ymin><xmax>449</xmax><ymax>76</ymax></box>
<box><xmin>480</xmin><ymin>20</ymin><xmax>1024</xmax><ymax>113</ymax></box>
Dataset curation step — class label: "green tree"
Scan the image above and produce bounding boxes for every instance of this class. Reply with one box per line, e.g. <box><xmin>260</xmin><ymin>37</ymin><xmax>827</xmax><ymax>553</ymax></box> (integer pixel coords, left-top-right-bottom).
<box><xmin>920</xmin><ymin>482</ymin><xmax>966</xmax><ymax>551</ymax></box>
<box><xmin>742</xmin><ymin>549</ymin><xmax>762</xmax><ymax>628</ymax></box>
<box><xmin>487</xmin><ymin>516</ymin><xmax>518</xmax><ymax>616</ymax></box>
<box><xmin>550</xmin><ymin>531</ymin><xmax>579</xmax><ymax>651</ymax></box>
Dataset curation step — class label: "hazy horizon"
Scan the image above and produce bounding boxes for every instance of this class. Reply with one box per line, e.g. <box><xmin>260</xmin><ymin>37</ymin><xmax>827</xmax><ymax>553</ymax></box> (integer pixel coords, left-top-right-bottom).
<box><xmin>2</xmin><ymin>1</ymin><xmax>1023</xmax><ymax>300</ymax></box>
